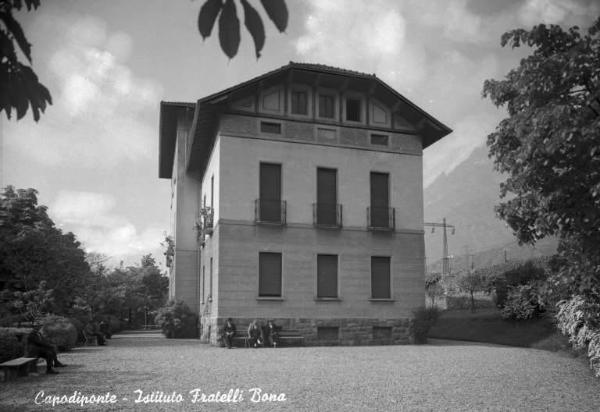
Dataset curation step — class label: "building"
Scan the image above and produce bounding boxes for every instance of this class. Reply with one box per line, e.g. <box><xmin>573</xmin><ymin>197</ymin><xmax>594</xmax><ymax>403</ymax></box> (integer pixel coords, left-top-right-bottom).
<box><xmin>158</xmin><ymin>63</ymin><xmax>452</xmax><ymax>345</ymax></box>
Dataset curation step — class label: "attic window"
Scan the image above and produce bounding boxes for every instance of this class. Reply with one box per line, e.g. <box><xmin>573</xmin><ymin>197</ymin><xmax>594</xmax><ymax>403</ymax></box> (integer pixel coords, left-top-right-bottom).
<box><xmin>346</xmin><ymin>98</ymin><xmax>361</xmax><ymax>122</ymax></box>
<box><xmin>318</xmin><ymin>94</ymin><xmax>335</xmax><ymax>118</ymax></box>
<box><xmin>260</xmin><ymin>121</ymin><xmax>282</xmax><ymax>134</ymax></box>
<box><xmin>291</xmin><ymin>90</ymin><xmax>308</xmax><ymax>115</ymax></box>
<box><xmin>370</xmin><ymin>134</ymin><xmax>389</xmax><ymax>146</ymax></box>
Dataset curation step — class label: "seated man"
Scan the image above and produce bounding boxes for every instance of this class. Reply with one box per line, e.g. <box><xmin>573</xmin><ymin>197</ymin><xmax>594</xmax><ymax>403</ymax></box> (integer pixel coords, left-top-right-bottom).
<box><xmin>98</xmin><ymin>320</ymin><xmax>111</xmax><ymax>339</ymax></box>
<box><xmin>27</xmin><ymin>326</ymin><xmax>65</xmax><ymax>375</ymax></box>
<box><xmin>247</xmin><ymin>319</ymin><xmax>263</xmax><ymax>348</ymax></box>
<box><xmin>223</xmin><ymin>318</ymin><xmax>236</xmax><ymax>349</ymax></box>
<box><xmin>84</xmin><ymin>321</ymin><xmax>106</xmax><ymax>346</ymax></box>
<box><xmin>264</xmin><ymin>320</ymin><xmax>280</xmax><ymax>348</ymax></box>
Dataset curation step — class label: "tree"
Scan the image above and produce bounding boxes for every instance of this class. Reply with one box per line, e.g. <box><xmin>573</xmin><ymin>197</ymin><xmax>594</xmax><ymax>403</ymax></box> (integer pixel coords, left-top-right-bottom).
<box><xmin>197</xmin><ymin>0</ymin><xmax>288</xmax><ymax>59</ymax></box>
<box><xmin>425</xmin><ymin>272</ymin><xmax>444</xmax><ymax>308</ymax></box>
<box><xmin>456</xmin><ymin>272</ymin><xmax>487</xmax><ymax>312</ymax></box>
<box><xmin>0</xmin><ymin>186</ymin><xmax>91</xmax><ymax>315</ymax></box>
<box><xmin>0</xmin><ymin>0</ymin><xmax>52</xmax><ymax>121</ymax></box>
<box><xmin>482</xmin><ymin>18</ymin><xmax>600</xmax><ymax>301</ymax></box>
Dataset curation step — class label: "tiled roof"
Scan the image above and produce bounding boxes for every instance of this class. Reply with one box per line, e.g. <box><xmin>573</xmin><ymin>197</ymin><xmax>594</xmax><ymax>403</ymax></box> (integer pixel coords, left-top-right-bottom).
<box><xmin>287</xmin><ymin>62</ymin><xmax>376</xmax><ymax>79</ymax></box>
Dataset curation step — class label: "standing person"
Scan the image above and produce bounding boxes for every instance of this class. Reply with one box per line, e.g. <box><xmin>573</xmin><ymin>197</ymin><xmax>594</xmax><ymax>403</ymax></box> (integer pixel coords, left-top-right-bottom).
<box><xmin>264</xmin><ymin>320</ymin><xmax>280</xmax><ymax>348</ymax></box>
<box><xmin>27</xmin><ymin>326</ymin><xmax>66</xmax><ymax>374</ymax></box>
<box><xmin>223</xmin><ymin>318</ymin><xmax>236</xmax><ymax>349</ymax></box>
<box><xmin>247</xmin><ymin>319</ymin><xmax>263</xmax><ymax>348</ymax></box>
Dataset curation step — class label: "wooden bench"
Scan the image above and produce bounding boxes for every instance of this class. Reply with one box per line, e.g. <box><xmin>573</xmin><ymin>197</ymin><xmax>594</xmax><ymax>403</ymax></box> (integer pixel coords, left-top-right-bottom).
<box><xmin>224</xmin><ymin>327</ymin><xmax>304</xmax><ymax>348</ymax></box>
<box><xmin>0</xmin><ymin>357</ymin><xmax>38</xmax><ymax>382</ymax></box>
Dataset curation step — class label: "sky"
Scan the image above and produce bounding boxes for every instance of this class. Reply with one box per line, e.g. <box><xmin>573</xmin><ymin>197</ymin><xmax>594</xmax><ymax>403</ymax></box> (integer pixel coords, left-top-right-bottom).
<box><xmin>1</xmin><ymin>0</ymin><xmax>598</xmax><ymax>268</ymax></box>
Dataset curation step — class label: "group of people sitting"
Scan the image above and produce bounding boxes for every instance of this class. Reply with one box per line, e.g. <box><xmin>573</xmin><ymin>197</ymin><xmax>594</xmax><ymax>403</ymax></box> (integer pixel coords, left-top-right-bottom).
<box><xmin>84</xmin><ymin>320</ymin><xmax>110</xmax><ymax>346</ymax></box>
<box><xmin>221</xmin><ymin>318</ymin><xmax>280</xmax><ymax>349</ymax></box>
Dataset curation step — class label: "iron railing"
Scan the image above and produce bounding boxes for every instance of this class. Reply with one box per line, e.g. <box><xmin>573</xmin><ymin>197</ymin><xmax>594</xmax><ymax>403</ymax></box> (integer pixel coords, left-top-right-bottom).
<box><xmin>255</xmin><ymin>199</ymin><xmax>287</xmax><ymax>225</ymax></box>
<box><xmin>367</xmin><ymin>206</ymin><xmax>395</xmax><ymax>231</ymax></box>
<box><xmin>312</xmin><ymin>203</ymin><xmax>343</xmax><ymax>228</ymax></box>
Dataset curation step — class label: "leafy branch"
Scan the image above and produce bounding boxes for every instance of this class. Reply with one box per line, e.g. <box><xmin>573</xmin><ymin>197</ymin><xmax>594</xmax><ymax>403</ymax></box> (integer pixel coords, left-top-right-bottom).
<box><xmin>0</xmin><ymin>0</ymin><xmax>52</xmax><ymax>121</ymax></box>
<box><xmin>198</xmin><ymin>0</ymin><xmax>288</xmax><ymax>59</ymax></box>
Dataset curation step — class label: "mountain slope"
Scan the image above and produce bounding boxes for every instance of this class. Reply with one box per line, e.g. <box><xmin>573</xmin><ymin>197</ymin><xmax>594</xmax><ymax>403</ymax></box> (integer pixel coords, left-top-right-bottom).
<box><xmin>423</xmin><ymin>145</ymin><xmax>557</xmax><ymax>270</ymax></box>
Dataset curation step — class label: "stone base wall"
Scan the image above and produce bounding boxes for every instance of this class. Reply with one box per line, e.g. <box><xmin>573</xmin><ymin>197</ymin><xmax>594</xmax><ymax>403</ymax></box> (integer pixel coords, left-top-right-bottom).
<box><xmin>203</xmin><ymin>316</ymin><xmax>412</xmax><ymax>346</ymax></box>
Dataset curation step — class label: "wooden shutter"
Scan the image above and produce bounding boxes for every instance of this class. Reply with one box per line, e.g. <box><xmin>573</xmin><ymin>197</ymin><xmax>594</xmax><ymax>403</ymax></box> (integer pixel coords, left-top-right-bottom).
<box><xmin>317</xmin><ymin>254</ymin><xmax>338</xmax><ymax>298</ymax></box>
<box><xmin>371</xmin><ymin>256</ymin><xmax>390</xmax><ymax>299</ymax></box>
<box><xmin>260</xmin><ymin>163</ymin><xmax>281</xmax><ymax>222</ymax></box>
<box><xmin>317</xmin><ymin>168</ymin><xmax>337</xmax><ymax>225</ymax></box>
<box><xmin>259</xmin><ymin>252</ymin><xmax>282</xmax><ymax>297</ymax></box>
<box><xmin>370</xmin><ymin>172</ymin><xmax>389</xmax><ymax>227</ymax></box>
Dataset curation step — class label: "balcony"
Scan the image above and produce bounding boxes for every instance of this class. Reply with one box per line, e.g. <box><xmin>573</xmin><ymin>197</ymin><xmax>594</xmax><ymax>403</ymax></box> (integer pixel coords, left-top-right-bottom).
<box><xmin>312</xmin><ymin>203</ymin><xmax>343</xmax><ymax>228</ymax></box>
<box><xmin>255</xmin><ymin>199</ymin><xmax>286</xmax><ymax>225</ymax></box>
<box><xmin>367</xmin><ymin>207</ymin><xmax>395</xmax><ymax>231</ymax></box>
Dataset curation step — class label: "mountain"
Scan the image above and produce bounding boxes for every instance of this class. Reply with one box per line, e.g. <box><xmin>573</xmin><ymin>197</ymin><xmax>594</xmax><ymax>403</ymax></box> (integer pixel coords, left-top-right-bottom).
<box><xmin>423</xmin><ymin>145</ymin><xmax>557</xmax><ymax>271</ymax></box>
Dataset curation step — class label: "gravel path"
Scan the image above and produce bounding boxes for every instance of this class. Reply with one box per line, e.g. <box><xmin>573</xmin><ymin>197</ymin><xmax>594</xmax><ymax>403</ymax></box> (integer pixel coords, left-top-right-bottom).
<box><xmin>1</xmin><ymin>331</ymin><xmax>599</xmax><ymax>411</ymax></box>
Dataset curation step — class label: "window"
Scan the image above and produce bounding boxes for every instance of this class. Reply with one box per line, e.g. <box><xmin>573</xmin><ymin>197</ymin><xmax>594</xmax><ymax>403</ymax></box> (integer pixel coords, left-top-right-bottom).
<box><xmin>373</xmin><ymin>326</ymin><xmax>392</xmax><ymax>340</ymax></box>
<box><xmin>316</xmin><ymin>168</ymin><xmax>339</xmax><ymax>226</ymax></box>
<box><xmin>346</xmin><ymin>98</ymin><xmax>361</xmax><ymax>122</ymax></box>
<box><xmin>260</xmin><ymin>121</ymin><xmax>282</xmax><ymax>134</ymax></box>
<box><xmin>317</xmin><ymin>326</ymin><xmax>339</xmax><ymax>341</ymax></box>
<box><xmin>317</xmin><ymin>254</ymin><xmax>338</xmax><ymax>298</ymax></box>
<box><xmin>209</xmin><ymin>258</ymin><xmax>213</xmax><ymax>300</ymax></box>
<box><xmin>369</xmin><ymin>172</ymin><xmax>390</xmax><ymax>229</ymax></box>
<box><xmin>210</xmin><ymin>175</ymin><xmax>214</xmax><ymax>207</ymax></box>
<box><xmin>258</xmin><ymin>163</ymin><xmax>283</xmax><ymax>223</ymax></box>
<box><xmin>371</xmin><ymin>134</ymin><xmax>389</xmax><ymax>146</ymax></box>
<box><xmin>318</xmin><ymin>94</ymin><xmax>335</xmax><ymax>118</ymax></box>
<box><xmin>371</xmin><ymin>256</ymin><xmax>391</xmax><ymax>299</ymax></box>
<box><xmin>201</xmin><ymin>266</ymin><xmax>205</xmax><ymax>304</ymax></box>
<box><xmin>259</xmin><ymin>252</ymin><xmax>282</xmax><ymax>297</ymax></box>
<box><xmin>291</xmin><ymin>90</ymin><xmax>308</xmax><ymax>115</ymax></box>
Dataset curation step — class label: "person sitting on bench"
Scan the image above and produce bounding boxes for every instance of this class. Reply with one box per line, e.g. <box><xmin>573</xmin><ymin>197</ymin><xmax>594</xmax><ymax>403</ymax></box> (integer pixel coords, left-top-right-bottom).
<box><xmin>264</xmin><ymin>320</ymin><xmax>280</xmax><ymax>348</ymax></box>
<box><xmin>27</xmin><ymin>326</ymin><xmax>65</xmax><ymax>375</ymax></box>
<box><xmin>247</xmin><ymin>319</ymin><xmax>264</xmax><ymax>348</ymax></box>
<box><xmin>84</xmin><ymin>321</ymin><xmax>106</xmax><ymax>345</ymax></box>
<box><xmin>223</xmin><ymin>318</ymin><xmax>236</xmax><ymax>349</ymax></box>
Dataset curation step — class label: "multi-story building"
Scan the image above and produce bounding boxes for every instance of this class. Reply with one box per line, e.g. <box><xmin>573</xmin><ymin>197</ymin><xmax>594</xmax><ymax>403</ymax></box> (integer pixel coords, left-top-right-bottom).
<box><xmin>158</xmin><ymin>63</ymin><xmax>451</xmax><ymax>345</ymax></box>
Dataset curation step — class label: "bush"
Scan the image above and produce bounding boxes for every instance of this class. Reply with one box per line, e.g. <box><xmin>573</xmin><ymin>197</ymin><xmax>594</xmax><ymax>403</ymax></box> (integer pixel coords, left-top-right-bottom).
<box><xmin>155</xmin><ymin>300</ymin><xmax>197</xmax><ymax>338</ymax></box>
<box><xmin>0</xmin><ymin>327</ymin><xmax>29</xmax><ymax>363</ymax></box>
<box><xmin>556</xmin><ymin>296</ymin><xmax>600</xmax><ymax>377</ymax></box>
<box><xmin>410</xmin><ymin>307</ymin><xmax>440</xmax><ymax>344</ymax></box>
<box><xmin>500</xmin><ymin>284</ymin><xmax>545</xmax><ymax>320</ymax></box>
<box><xmin>40</xmin><ymin>315</ymin><xmax>78</xmax><ymax>351</ymax></box>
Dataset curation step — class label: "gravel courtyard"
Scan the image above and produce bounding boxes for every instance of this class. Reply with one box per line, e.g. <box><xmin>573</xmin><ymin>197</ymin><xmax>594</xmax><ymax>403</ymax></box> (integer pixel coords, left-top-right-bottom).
<box><xmin>1</xmin><ymin>331</ymin><xmax>599</xmax><ymax>411</ymax></box>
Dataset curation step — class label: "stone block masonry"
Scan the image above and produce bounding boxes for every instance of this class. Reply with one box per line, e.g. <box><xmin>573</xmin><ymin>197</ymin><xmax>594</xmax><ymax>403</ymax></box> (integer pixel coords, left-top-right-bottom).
<box><xmin>204</xmin><ymin>317</ymin><xmax>412</xmax><ymax>346</ymax></box>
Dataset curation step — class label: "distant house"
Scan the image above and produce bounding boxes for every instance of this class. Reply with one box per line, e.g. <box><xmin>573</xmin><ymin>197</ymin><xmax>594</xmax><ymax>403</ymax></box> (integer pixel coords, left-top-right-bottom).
<box><xmin>158</xmin><ymin>63</ymin><xmax>452</xmax><ymax>345</ymax></box>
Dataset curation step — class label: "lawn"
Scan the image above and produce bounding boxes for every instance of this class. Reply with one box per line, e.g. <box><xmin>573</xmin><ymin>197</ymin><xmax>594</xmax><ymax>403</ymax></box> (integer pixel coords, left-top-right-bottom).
<box><xmin>428</xmin><ymin>308</ymin><xmax>559</xmax><ymax>347</ymax></box>
<box><xmin>1</xmin><ymin>330</ymin><xmax>599</xmax><ymax>411</ymax></box>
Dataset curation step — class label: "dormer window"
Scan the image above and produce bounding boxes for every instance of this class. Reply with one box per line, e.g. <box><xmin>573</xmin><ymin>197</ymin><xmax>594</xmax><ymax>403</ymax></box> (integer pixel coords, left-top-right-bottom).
<box><xmin>346</xmin><ymin>98</ymin><xmax>362</xmax><ymax>122</ymax></box>
<box><xmin>291</xmin><ymin>90</ymin><xmax>308</xmax><ymax>115</ymax></box>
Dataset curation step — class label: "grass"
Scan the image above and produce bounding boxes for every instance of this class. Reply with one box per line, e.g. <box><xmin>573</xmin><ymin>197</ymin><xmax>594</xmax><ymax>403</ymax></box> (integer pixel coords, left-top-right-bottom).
<box><xmin>428</xmin><ymin>308</ymin><xmax>558</xmax><ymax>347</ymax></box>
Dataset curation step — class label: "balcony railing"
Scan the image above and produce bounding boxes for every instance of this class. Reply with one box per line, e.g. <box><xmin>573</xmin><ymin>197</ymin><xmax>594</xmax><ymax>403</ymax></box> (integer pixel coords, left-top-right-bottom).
<box><xmin>255</xmin><ymin>199</ymin><xmax>287</xmax><ymax>225</ymax></box>
<box><xmin>312</xmin><ymin>203</ymin><xmax>343</xmax><ymax>228</ymax></box>
<box><xmin>367</xmin><ymin>206</ymin><xmax>395</xmax><ymax>231</ymax></box>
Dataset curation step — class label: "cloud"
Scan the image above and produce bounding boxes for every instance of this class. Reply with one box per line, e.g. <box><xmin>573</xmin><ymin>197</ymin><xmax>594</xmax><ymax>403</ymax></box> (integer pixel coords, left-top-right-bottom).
<box><xmin>518</xmin><ymin>0</ymin><xmax>600</xmax><ymax>27</ymax></box>
<box><xmin>295</xmin><ymin>0</ymin><xmax>427</xmax><ymax>92</ymax></box>
<box><xmin>4</xmin><ymin>14</ymin><xmax>162</xmax><ymax>169</ymax></box>
<box><xmin>51</xmin><ymin>191</ymin><xmax>165</xmax><ymax>266</ymax></box>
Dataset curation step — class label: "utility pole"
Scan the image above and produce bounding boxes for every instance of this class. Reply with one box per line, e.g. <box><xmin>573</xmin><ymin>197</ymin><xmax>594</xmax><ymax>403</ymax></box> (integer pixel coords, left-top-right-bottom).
<box><xmin>424</xmin><ymin>218</ymin><xmax>456</xmax><ymax>277</ymax></box>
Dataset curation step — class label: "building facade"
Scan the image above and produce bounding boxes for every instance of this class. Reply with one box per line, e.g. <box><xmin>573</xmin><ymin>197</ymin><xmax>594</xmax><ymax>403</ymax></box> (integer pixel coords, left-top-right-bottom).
<box><xmin>158</xmin><ymin>63</ymin><xmax>451</xmax><ymax>345</ymax></box>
